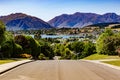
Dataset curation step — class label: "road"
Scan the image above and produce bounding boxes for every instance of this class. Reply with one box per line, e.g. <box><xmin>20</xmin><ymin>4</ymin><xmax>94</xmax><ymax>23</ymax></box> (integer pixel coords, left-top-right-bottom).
<box><xmin>0</xmin><ymin>60</ymin><xmax>120</xmax><ymax>80</ymax></box>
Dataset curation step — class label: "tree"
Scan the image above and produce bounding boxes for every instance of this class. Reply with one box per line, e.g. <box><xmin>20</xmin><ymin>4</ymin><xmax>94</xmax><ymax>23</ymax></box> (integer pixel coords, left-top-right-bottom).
<box><xmin>12</xmin><ymin>43</ymin><xmax>23</xmax><ymax>58</ymax></box>
<box><xmin>0</xmin><ymin>21</ymin><xmax>15</xmax><ymax>58</ymax></box>
<box><xmin>96</xmin><ymin>29</ymin><xmax>114</xmax><ymax>54</ymax></box>
<box><xmin>0</xmin><ymin>21</ymin><xmax>6</xmax><ymax>35</ymax></box>
<box><xmin>25</xmin><ymin>36</ymin><xmax>41</xmax><ymax>59</ymax></box>
<box><xmin>15</xmin><ymin>35</ymin><xmax>41</xmax><ymax>59</ymax></box>
<box><xmin>62</xmin><ymin>48</ymin><xmax>74</xmax><ymax>59</ymax></box>
<box><xmin>1</xmin><ymin>40</ymin><xmax>14</xmax><ymax>58</ymax></box>
<box><xmin>71</xmin><ymin>41</ymin><xmax>84</xmax><ymax>54</ymax></box>
<box><xmin>80</xmin><ymin>42</ymin><xmax>96</xmax><ymax>58</ymax></box>
<box><xmin>0</xmin><ymin>21</ymin><xmax>6</xmax><ymax>45</ymax></box>
<box><xmin>103</xmin><ymin>36</ymin><xmax>120</xmax><ymax>55</ymax></box>
<box><xmin>39</xmin><ymin>40</ymin><xmax>54</xmax><ymax>59</ymax></box>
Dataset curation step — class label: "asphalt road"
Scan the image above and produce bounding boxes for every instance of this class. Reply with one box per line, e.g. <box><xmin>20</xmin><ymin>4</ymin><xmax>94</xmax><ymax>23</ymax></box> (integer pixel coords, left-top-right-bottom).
<box><xmin>0</xmin><ymin>60</ymin><xmax>120</xmax><ymax>80</ymax></box>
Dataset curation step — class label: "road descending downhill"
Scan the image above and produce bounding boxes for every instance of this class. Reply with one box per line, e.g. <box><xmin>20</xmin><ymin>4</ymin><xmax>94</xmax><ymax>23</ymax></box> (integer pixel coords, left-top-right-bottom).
<box><xmin>0</xmin><ymin>60</ymin><xmax>120</xmax><ymax>80</ymax></box>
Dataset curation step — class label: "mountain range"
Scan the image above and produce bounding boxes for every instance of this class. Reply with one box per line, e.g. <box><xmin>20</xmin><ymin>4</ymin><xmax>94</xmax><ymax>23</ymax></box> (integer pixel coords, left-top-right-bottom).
<box><xmin>0</xmin><ymin>13</ymin><xmax>53</xmax><ymax>31</ymax></box>
<box><xmin>0</xmin><ymin>12</ymin><xmax>120</xmax><ymax>30</ymax></box>
<box><xmin>48</xmin><ymin>12</ymin><xmax>120</xmax><ymax>28</ymax></box>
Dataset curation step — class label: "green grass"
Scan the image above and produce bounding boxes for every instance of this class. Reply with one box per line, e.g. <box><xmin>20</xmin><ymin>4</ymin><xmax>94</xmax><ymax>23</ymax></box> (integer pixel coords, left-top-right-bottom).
<box><xmin>0</xmin><ymin>58</ymin><xmax>28</xmax><ymax>64</ymax></box>
<box><xmin>84</xmin><ymin>54</ymin><xmax>120</xmax><ymax>60</ymax></box>
<box><xmin>103</xmin><ymin>60</ymin><xmax>120</xmax><ymax>66</ymax></box>
<box><xmin>0</xmin><ymin>59</ymin><xmax>17</xmax><ymax>64</ymax></box>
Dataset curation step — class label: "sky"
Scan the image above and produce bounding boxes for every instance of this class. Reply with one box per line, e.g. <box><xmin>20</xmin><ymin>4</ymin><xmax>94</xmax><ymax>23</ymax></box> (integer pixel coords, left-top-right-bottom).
<box><xmin>0</xmin><ymin>0</ymin><xmax>120</xmax><ymax>21</ymax></box>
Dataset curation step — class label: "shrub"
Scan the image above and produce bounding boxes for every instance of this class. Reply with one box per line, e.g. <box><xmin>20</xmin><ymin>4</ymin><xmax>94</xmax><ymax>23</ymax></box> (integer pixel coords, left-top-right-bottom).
<box><xmin>15</xmin><ymin>35</ymin><xmax>41</xmax><ymax>59</ymax></box>
<box><xmin>20</xmin><ymin>53</ymin><xmax>32</xmax><ymax>58</ymax></box>
<box><xmin>38</xmin><ymin>53</ymin><xmax>48</xmax><ymax>60</ymax></box>
<box><xmin>12</xmin><ymin>43</ymin><xmax>23</xmax><ymax>58</ymax></box>
<box><xmin>80</xmin><ymin>42</ymin><xmax>96</xmax><ymax>58</ymax></box>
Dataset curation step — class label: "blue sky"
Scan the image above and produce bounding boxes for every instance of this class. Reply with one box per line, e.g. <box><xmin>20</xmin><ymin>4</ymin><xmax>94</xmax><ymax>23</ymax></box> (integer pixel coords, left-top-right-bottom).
<box><xmin>0</xmin><ymin>0</ymin><xmax>120</xmax><ymax>21</ymax></box>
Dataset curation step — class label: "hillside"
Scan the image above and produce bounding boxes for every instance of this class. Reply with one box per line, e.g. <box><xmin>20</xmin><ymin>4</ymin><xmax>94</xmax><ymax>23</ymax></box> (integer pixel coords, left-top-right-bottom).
<box><xmin>48</xmin><ymin>12</ymin><xmax>120</xmax><ymax>28</ymax></box>
<box><xmin>85</xmin><ymin>22</ymin><xmax>120</xmax><ymax>28</ymax></box>
<box><xmin>0</xmin><ymin>13</ymin><xmax>53</xmax><ymax>31</ymax></box>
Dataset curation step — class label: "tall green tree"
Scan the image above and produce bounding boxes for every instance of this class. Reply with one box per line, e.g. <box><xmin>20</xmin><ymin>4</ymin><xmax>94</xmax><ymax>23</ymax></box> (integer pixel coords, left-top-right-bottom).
<box><xmin>80</xmin><ymin>42</ymin><xmax>96</xmax><ymax>58</ymax></box>
<box><xmin>0</xmin><ymin>21</ymin><xmax>15</xmax><ymax>58</ymax></box>
<box><xmin>15</xmin><ymin>35</ymin><xmax>41</xmax><ymax>59</ymax></box>
<box><xmin>103</xmin><ymin>36</ymin><xmax>120</xmax><ymax>55</ymax></box>
<box><xmin>39</xmin><ymin>41</ymin><xmax>54</xmax><ymax>59</ymax></box>
<box><xmin>71</xmin><ymin>41</ymin><xmax>84</xmax><ymax>54</ymax></box>
<box><xmin>96</xmin><ymin>29</ymin><xmax>114</xmax><ymax>54</ymax></box>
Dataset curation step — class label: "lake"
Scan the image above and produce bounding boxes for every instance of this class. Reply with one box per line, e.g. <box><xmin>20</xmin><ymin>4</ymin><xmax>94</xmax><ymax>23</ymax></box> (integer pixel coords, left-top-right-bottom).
<box><xmin>41</xmin><ymin>34</ymin><xmax>84</xmax><ymax>39</ymax></box>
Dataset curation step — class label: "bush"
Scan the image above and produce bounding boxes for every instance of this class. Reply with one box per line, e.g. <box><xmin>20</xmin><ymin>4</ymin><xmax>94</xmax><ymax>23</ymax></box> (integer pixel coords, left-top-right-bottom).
<box><xmin>62</xmin><ymin>48</ymin><xmax>75</xmax><ymax>59</ymax></box>
<box><xmin>12</xmin><ymin>43</ymin><xmax>23</xmax><ymax>58</ymax></box>
<box><xmin>80</xmin><ymin>42</ymin><xmax>96</xmax><ymax>58</ymax></box>
<box><xmin>20</xmin><ymin>53</ymin><xmax>32</xmax><ymax>58</ymax></box>
<box><xmin>15</xmin><ymin>35</ymin><xmax>41</xmax><ymax>59</ymax></box>
<box><xmin>38</xmin><ymin>53</ymin><xmax>48</xmax><ymax>60</ymax></box>
<box><xmin>71</xmin><ymin>41</ymin><xmax>84</xmax><ymax>54</ymax></box>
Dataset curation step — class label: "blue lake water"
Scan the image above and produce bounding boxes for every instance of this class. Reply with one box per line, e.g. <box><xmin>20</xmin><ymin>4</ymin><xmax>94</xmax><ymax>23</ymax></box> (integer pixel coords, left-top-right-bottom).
<box><xmin>41</xmin><ymin>34</ymin><xmax>83</xmax><ymax>39</ymax></box>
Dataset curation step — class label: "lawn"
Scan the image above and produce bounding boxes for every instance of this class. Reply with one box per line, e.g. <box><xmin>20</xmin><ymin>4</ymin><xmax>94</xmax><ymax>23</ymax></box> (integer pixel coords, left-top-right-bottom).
<box><xmin>84</xmin><ymin>54</ymin><xmax>120</xmax><ymax>60</ymax></box>
<box><xmin>0</xmin><ymin>59</ymin><xmax>17</xmax><ymax>64</ymax></box>
<box><xmin>103</xmin><ymin>60</ymin><xmax>120</xmax><ymax>66</ymax></box>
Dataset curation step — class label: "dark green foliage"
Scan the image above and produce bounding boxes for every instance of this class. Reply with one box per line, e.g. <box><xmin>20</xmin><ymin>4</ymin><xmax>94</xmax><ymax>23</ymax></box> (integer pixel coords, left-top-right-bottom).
<box><xmin>54</xmin><ymin>42</ymin><xmax>85</xmax><ymax>59</ymax></box>
<box><xmin>1</xmin><ymin>40</ymin><xmax>14</xmax><ymax>58</ymax></box>
<box><xmin>65</xmin><ymin>41</ymin><xmax>96</xmax><ymax>59</ymax></box>
<box><xmin>80</xmin><ymin>42</ymin><xmax>96</xmax><ymax>58</ymax></box>
<box><xmin>44</xmin><ymin>38</ymin><xmax>60</xmax><ymax>43</ymax></box>
<box><xmin>102</xmin><ymin>36</ymin><xmax>120</xmax><ymax>55</ymax></box>
<box><xmin>39</xmin><ymin>53</ymin><xmax>48</xmax><ymax>60</ymax></box>
<box><xmin>53</xmin><ymin>43</ymin><xmax>76</xmax><ymax>59</ymax></box>
<box><xmin>39</xmin><ymin>41</ymin><xmax>54</xmax><ymax>59</ymax></box>
<box><xmin>14</xmin><ymin>35</ymin><xmax>29</xmax><ymax>49</ymax></box>
<box><xmin>0</xmin><ymin>21</ymin><xmax>15</xmax><ymax>59</ymax></box>
<box><xmin>34</xmin><ymin>32</ymin><xmax>41</xmax><ymax>40</ymax></box>
<box><xmin>86</xmin><ymin>22</ymin><xmax>120</xmax><ymax>28</ymax></box>
<box><xmin>96</xmin><ymin>28</ymin><xmax>120</xmax><ymax>55</ymax></box>
<box><xmin>15</xmin><ymin>35</ymin><xmax>41</xmax><ymax>59</ymax></box>
<box><xmin>71</xmin><ymin>41</ymin><xmax>84</xmax><ymax>54</ymax></box>
<box><xmin>12</xmin><ymin>43</ymin><xmax>23</xmax><ymax>58</ymax></box>
<box><xmin>54</xmin><ymin>43</ymin><xmax>65</xmax><ymax>56</ymax></box>
<box><xmin>62</xmin><ymin>48</ymin><xmax>75</xmax><ymax>59</ymax></box>
<box><xmin>25</xmin><ymin>36</ymin><xmax>41</xmax><ymax>59</ymax></box>
<box><xmin>0</xmin><ymin>21</ymin><xmax>6</xmax><ymax>34</ymax></box>
<box><xmin>0</xmin><ymin>31</ymin><xmax>14</xmax><ymax>58</ymax></box>
<box><xmin>96</xmin><ymin>29</ymin><xmax>114</xmax><ymax>54</ymax></box>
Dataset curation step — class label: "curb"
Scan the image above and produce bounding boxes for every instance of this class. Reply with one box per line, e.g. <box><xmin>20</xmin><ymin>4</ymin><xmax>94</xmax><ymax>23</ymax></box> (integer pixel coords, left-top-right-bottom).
<box><xmin>82</xmin><ymin>60</ymin><xmax>120</xmax><ymax>71</ymax></box>
<box><xmin>0</xmin><ymin>60</ymin><xmax>34</xmax><ymax>75</ymax></box>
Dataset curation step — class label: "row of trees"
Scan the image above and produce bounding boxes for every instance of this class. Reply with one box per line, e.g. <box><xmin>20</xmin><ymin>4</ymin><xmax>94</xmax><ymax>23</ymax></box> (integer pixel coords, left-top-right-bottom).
<box><xmin>53</xmin><ymin>41</ymin><xmax>96</xmax><ymax>59</ymax></box>
<box><xmin>0</xmin><ymin>21</ymin><xmax>54</xmax><ymax>59</ymax></box>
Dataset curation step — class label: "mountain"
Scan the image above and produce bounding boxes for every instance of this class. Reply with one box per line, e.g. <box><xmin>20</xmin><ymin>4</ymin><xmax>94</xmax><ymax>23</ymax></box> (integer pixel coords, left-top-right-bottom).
<box><xmin>85</xmin><ymin>22</ymin><xmax>120</xmax><ymax>28</ymax></box>
<box><xmin>48</xmin><ymin>12</ymin><xmax>120</xmax><ymax>28</ymax></box>
<box><xmin>0</xmin><ymin>13</ymin><xmax>53</xmax><ymax>31</ymax></box>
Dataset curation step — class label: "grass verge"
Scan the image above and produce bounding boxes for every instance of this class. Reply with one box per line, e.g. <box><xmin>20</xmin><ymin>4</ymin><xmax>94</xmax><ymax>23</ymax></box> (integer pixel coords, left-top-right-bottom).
<box><xmin>0</xmin><ymin>58</ymin><xmax>28</xmax><ymax>65</ymax></box>
<box><xmin>0</xmin><ymin>60</ymin><xmax>17</xmax><ymax>64</ymax></box>
<box><xmin>103</xmin><ymin>60</ymin><xmax>120</xmax><ymax>66</ymax></box>
<box><xmin>84</xmin><ymin>54</ymin><xmax>120</xmax><ymax>60</ymax></box>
